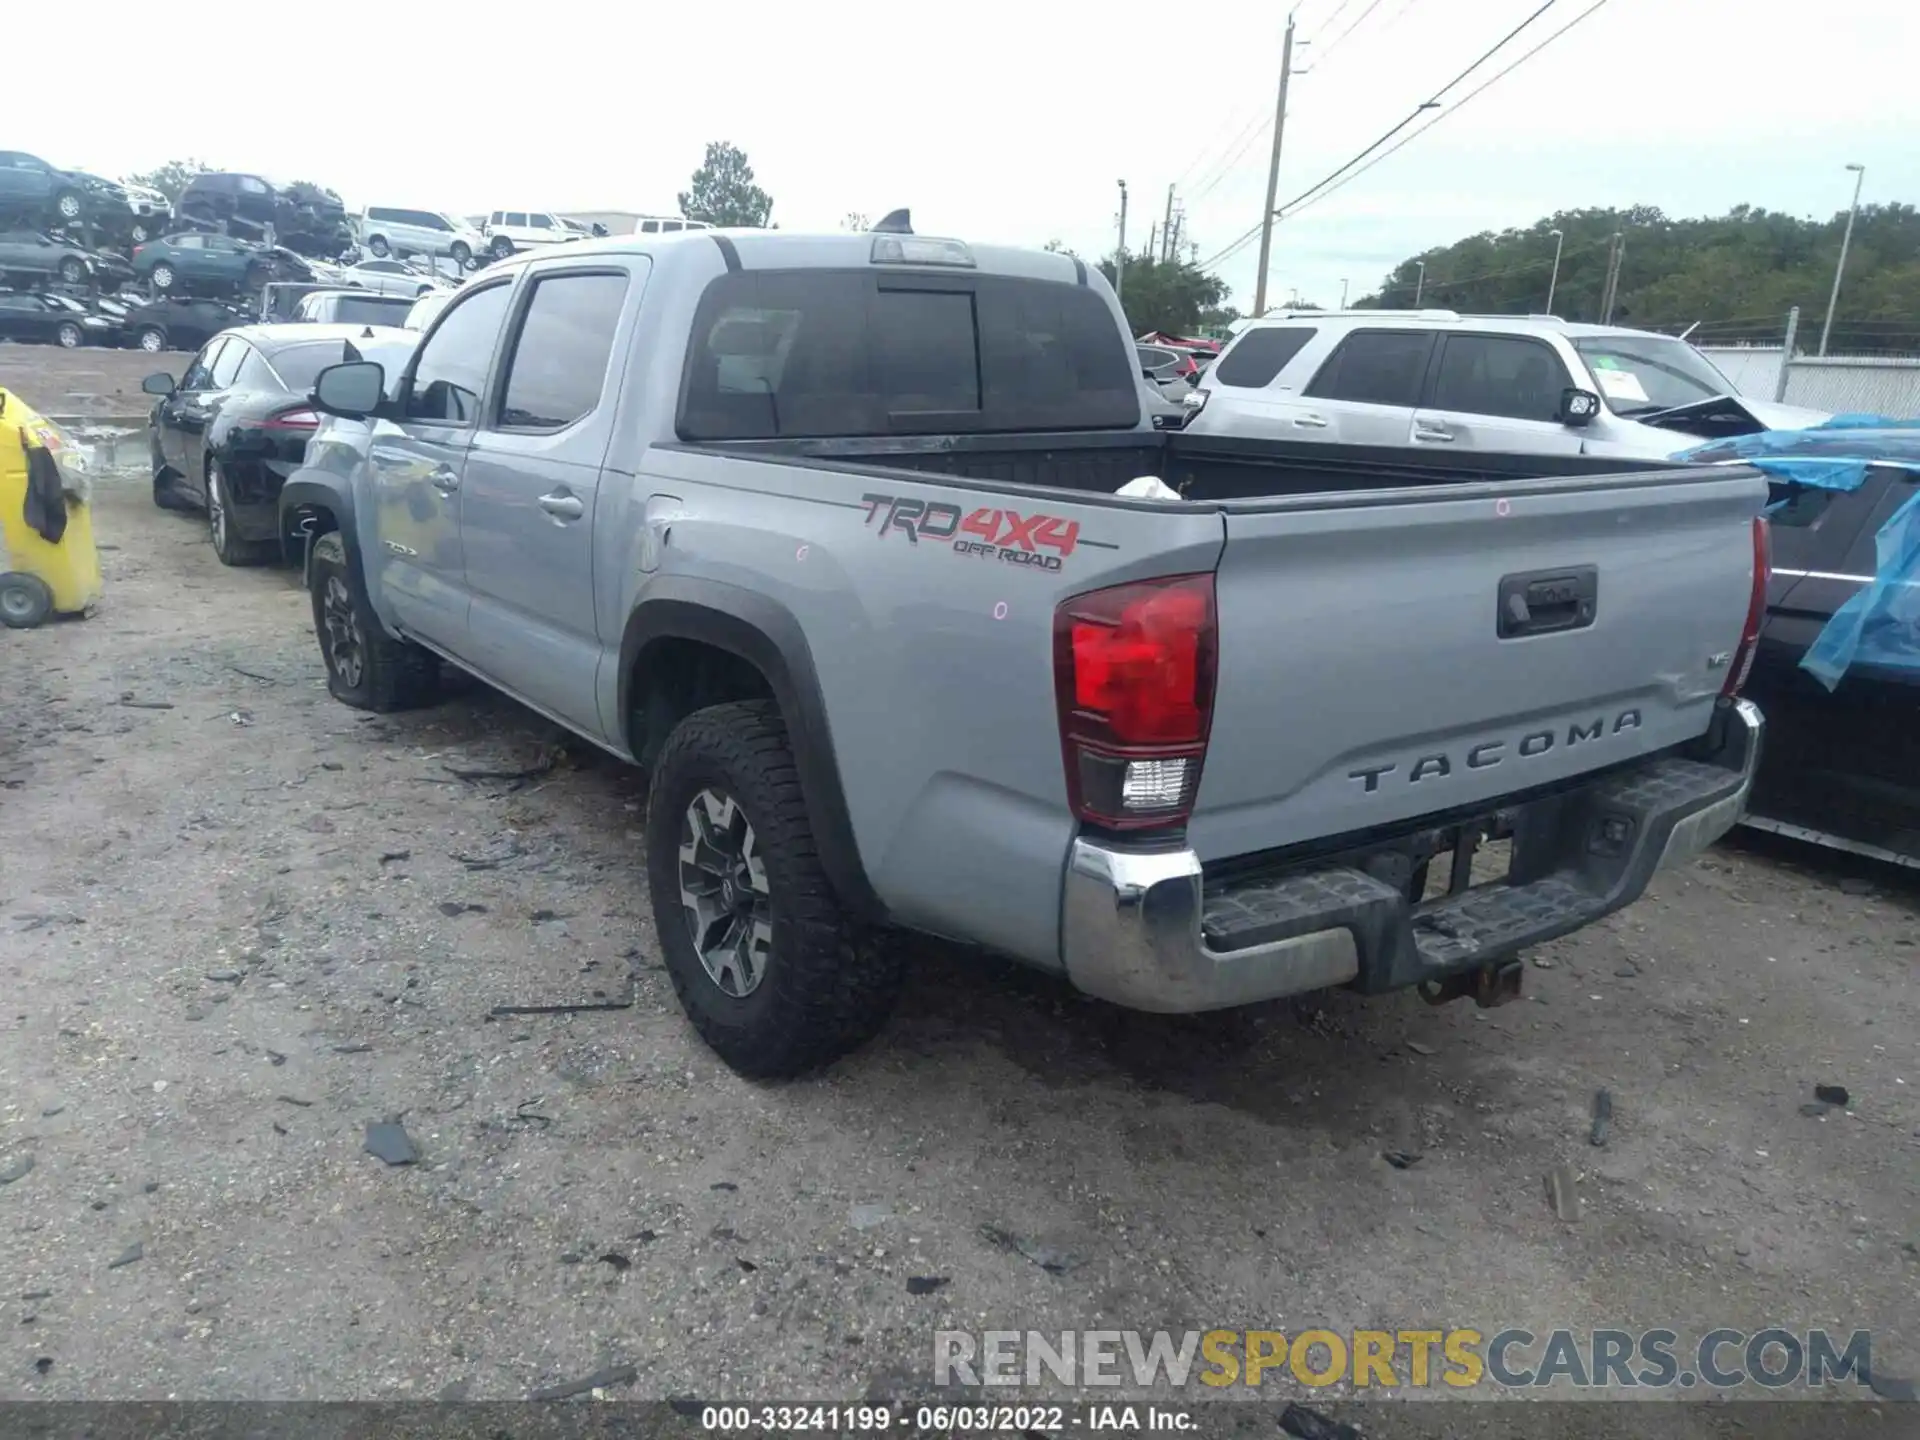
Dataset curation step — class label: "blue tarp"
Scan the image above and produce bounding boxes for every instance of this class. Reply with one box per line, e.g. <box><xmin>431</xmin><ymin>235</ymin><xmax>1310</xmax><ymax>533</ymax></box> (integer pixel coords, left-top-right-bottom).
<box><xmin>1670</xmin><ymin>417</ymin><xmax>1920</xmax><ymax>691</ymax></box>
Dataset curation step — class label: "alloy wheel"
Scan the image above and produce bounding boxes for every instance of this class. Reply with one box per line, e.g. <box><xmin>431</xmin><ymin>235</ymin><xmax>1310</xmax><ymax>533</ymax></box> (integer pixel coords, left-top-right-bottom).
<box><xmin>320</xmin><ymin>574</ymin><xmax>366</xmax><ymax>689</ymax></box>
<box><xmin>677</xmin><ymin>788</ymin><xmax>773</xmax><ymax>998</ymax></box>
<box><xmin>206</xmin><ymin>464</ymin><xmax>228</xmax><ymax>552</ymax></box>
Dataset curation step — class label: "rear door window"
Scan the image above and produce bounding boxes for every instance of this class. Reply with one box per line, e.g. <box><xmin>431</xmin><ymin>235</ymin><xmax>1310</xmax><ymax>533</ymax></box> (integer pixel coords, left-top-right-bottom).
<box><xmin>1213</xmin><ymin>326</ymin><xmax>1316</xmax><ymax>388</ymax></box>
<box><xmin>506</xmin><ymin>212</ymin><xmax>527</xmax><ymax>228</ymax></box>
<box><xmin>1304</xmin><ymin>330</ymin><xmax>1434</xmax><ymax>406</ymax></box>
<box><xmin>495</xmin><ymin>271</ymin><xmax>631</xmax><ymax>430</ymax></box>
<box><xmin>1429</xmin><ymin>334</ymin><xmax>1573</xmax><ymax>422</ymax></box>
<box><xmin>678</xmin><ymin>269</ymin><xmax>1137</xmax><ymax>440</ymax></box>
<box><xmin>209</xmin><ymin>339</ymin><xmax>247</xmax><ymax>389</ymax></box>
<box><xmin>182</xmin><ymin>337</ymin><xmax>227</xmax><ymax>390</ymax></box>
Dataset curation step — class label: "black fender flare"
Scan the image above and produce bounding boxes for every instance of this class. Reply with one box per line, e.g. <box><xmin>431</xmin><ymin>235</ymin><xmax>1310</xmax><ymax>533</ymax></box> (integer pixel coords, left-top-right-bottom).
<box><xmin>620</xmin><ymin>578</ymin><xmax>884</xmax><ymax>923</ymax></box>
<box><xmin>277</xmin><ymin>470</ymin><xmax>356</xmax><ymax>581</ymax></box>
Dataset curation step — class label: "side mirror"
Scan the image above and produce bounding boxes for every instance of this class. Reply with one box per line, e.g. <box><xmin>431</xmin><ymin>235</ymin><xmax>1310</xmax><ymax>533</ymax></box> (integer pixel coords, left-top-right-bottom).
<box><xmin>142</xmin><ymin>372</ymin><xmax>175</xmax><ymax>395</ymax></box>
<box><xmin>312</xmin><ymin>360</ymin><xmax>385</xmax><ymax>419</ymax></box>
<box><xmin>1558</xmin><ymin>387</ymin><xmax>1601</xmax><ymax>427</ymax></box>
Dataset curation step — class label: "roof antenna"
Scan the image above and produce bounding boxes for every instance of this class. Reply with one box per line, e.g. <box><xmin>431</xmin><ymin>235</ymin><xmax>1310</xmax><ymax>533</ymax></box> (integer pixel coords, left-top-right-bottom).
<box><xmin>871</xmin><ymin>209</ymin><xmax>913</xmax><ymax>235</ymax></box>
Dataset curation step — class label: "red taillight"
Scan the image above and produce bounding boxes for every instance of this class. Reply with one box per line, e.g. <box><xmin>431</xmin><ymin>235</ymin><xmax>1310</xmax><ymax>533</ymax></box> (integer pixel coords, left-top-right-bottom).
<box><xmin>131</xmin><ymin>244</ymin><xmax>145</xmax><ymax>261</ymax></box>
<box><xmin>1723</xmin><ymin>515</ymin><xmax>1772</xmax><ymax>697</ymax></box>
<box><xmin>264</xmin><ymin>408</ymin><xmax>320</xmax><ymax>431</ymax></box>
<box><xmin>1054</xmin><ymin>574</ymin><xmax>1218</xmax><ymax>830</ymax></box>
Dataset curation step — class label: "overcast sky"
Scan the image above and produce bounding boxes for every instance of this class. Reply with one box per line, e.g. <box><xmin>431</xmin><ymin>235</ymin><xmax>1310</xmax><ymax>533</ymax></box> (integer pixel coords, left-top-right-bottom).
<box><xmin>12</xmin><ymin>0</ymin><xmax>1913</xmax><ymax>312</ymax></box>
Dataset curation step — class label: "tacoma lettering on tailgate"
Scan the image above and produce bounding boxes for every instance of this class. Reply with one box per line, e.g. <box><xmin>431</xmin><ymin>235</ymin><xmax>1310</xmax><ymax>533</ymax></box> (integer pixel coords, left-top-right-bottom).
<box><xmin>860</xmin><ymin>493</ymin><xmax>1106</xmax><ymax>573</ymax></box>
<box><xmin>1348</xmin><ymin>710</ymin><xmax>1643</xmax><ymax>793</ymax></box>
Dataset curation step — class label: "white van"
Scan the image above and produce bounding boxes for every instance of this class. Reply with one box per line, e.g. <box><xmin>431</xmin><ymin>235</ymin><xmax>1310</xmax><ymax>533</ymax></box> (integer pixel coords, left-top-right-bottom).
<box><xmin>359</xmin><ymin>207</ymin><xmax>487</xmax><ymax>266</ymax></box>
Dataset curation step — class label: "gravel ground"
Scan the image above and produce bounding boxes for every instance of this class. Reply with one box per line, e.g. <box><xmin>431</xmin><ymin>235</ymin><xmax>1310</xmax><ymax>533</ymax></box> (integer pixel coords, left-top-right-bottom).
<box><xmin>0</xmin><ymin>343</ymin><xmax>188</xmax><ymax>420</ymax></box>
<box><xmin>1</xmin><ymin>464</ymin><xmax>1916</xmax><ymax>1423</ymax></box>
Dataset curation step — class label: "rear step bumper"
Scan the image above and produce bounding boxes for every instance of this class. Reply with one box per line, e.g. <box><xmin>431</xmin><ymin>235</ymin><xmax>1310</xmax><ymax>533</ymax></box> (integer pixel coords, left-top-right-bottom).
<box><xmin>1060</xmin><ymin>699</ymin><xmax>1763</xmax><ymax>1013</ymax></box>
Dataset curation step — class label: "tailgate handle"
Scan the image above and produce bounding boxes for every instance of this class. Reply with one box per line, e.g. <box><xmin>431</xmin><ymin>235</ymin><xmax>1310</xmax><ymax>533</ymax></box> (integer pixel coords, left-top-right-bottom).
<box><xmin>1498</xmin><ymin>566</ymin><xmax>1598</xmax><ymax>639</ymax></box>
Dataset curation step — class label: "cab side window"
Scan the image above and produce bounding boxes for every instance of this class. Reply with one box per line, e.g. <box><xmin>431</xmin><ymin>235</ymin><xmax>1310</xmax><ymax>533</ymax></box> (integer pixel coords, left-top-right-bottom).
<box><xmin>403</xmin><ymin>282</ymin><xmax>514</xmax><ymax>424</ymax></box>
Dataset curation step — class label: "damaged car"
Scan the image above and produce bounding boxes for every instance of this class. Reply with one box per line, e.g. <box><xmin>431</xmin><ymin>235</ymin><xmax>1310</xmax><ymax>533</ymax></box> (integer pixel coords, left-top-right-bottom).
<box><xmin>144</xmin><ymin>324</ymin><xmax>415</xmax><ymax>565</ymax></box>
<box><xmin>1185</xmin><ymin>313</ymin><xmax>1828</xmax><ymax>456</ymax></box>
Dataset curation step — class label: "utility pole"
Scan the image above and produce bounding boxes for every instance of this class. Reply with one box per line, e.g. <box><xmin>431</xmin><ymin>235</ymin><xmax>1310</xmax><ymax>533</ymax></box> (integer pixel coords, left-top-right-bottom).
<box><xmin>1413</xmin><ymin>261</ymin><xmax>1426</xmax><ymax>306</ymax></box>
<box><xmin>1115</xmin><ymin>179</ymin><xmax>1128</xmax><ymax>302</ymax></box>
<box><xmin>1775</xmin><ymin>305</ymin><xmax>1800</xmax><ymax>402</ymax></box>
<box><xmin>1599</xmin><ymin>232</ymin><xmax>1624</xmax><ymax>323</ymax></box>
<box><xmin>1339</xmin><ymin>278</ymin><xmax>1349</xmax><ymax>308</ymax></box>
<box><xmin>1147</xmin><ymin>222</ymin><xmax>1159</xmax><ymax>267</ymax></box>
<box><xmin>1251</xmin><ymin>14</ymin><xmax>1298</xmax><ymax>318</ymax></box>
<box><xmin>1545</xmin><ymin>228</ymin><xmax>1564</xmax><ymax>314</ymax></box>
<box><xmin>1819</xmin><ymin>162</ymin><xmax>1867</xmax><ymax>356</ymax></box>
<box><xmin>1162</xmin><ymin>184</ymin><xmax>1176</xmax><ymax>263</ymax></box>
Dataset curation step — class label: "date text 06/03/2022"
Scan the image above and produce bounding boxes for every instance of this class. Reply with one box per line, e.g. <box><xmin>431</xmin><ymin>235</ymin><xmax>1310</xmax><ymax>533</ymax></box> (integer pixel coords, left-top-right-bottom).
<box><xmin>698</xmin><ymin>1403</ymin><xmax>1193</xmax><ymax>1433</ymax></box>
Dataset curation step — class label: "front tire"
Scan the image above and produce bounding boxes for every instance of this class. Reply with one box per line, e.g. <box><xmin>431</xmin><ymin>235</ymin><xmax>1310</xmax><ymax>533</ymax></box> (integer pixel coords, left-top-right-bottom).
<box><xmin>137</xmin><ymin>325</ymin><xmax>167</xmax><ymax>353</ymax></box>
<box><xmin>490</xmin><ymin>235</ymin><xmax>514</xmax><ymax>259</ymax></box>
<box><xmin>450</xmin><ymin>240</ymin><xmax>471</xmax><ymax>266</ymax></box>
<box><xmin>55</xmin><ymin>322</ymin><xmax>82</xmax><ymax>349</ymax></box>
<box><xmin>646</xmin><ymin>699</ymin><xmax>904</xmax><ymax>1078</ymax></box>
<box><xmin>308</xmin><ymin>531</ymin><xmax>441</xmax><ymax>711</ymax></box>
<box><xmin>367</xmin><ymin>235</ymin><xmax>390</xmax><ymax>258</ymax></box>
<box><xmin>58</xmin><ymin>258</ymin><xmax>86</xmax><ymax>286</ymax></box>
<box><xmin>54</xmin><ymin>190</ymin><xmax>83</xmax><ymax>222</ymax></box>
<box><xmin>0</xmin><ymin>573</ymin><xmax>54</xmax><ymax>629</ymax></box>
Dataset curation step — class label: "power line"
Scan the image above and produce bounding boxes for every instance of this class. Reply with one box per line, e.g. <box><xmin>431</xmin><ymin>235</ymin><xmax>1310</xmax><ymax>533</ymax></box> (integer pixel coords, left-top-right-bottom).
<box><xmin>1313</xmin><ymin>0</ymin><xmax>1393</xmax><ymax>65</ymax></box>
<box><xmin>1276</xmin><ymin>0</ymin><xmax>1563</xmax><ymax>220</ymax></box>
<box><xmin>1202</xmin><ymin>0</ymin><xmax>1576</xmax><ymax>273</ymax></box>
<box><xmin>1189</xmin><ymin>115</ymin><xmax>1274</xmax><ymax>203</ymax></box>
<box><xmin>1279</xmin><ymin>0</ymin><xmax>1615</xmax><ymax>222</ymax></box>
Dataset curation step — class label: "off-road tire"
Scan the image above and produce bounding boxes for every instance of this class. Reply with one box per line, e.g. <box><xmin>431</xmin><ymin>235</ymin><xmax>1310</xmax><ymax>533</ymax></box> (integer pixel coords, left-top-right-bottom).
<box><xmin>308</xmin><ymin>530</ymin><xmax>441</xmax><ymax>711</ymax></box>
<box><xmin>646</xmin><ymin>699</ymin><xmax>904</xmax><ymax>1078</ymax></box>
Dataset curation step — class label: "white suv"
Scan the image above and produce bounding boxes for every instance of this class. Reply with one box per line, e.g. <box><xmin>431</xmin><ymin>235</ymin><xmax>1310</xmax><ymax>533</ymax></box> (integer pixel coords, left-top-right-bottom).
<box><xmin>1186</xmin><ymin>310</ymin><xmax>1827</xmax><ymax>459</ymax></box>
<box><xmin>481</xmin><ymin>210</ymin><xmax>579</xmax><ymax>259</ymax></box>
<box><xmin>359</xmin><ymin>206</ymin><xmax>487</xmax><ymax>267</ymax></box>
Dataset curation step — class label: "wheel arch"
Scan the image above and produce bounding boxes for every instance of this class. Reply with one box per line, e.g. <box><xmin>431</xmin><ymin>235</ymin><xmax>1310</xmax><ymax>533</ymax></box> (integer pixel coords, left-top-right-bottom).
<box><xmin>621</xmin><ymin>582</ymin><xmax>884</xmax><ymax>923</ymax></box>
<box><xmin>278</xmin><ymin>471</ymin><xmax>355</xmax><ymax>577</ymax></box>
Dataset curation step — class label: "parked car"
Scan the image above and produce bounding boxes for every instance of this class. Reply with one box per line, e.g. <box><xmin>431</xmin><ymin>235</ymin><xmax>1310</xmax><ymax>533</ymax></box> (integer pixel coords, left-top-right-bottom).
<box><xmin>480</xmin><ymin>210</ymin><xmax>579</xmax><ymax>258</ymax></box>
<box><xmin>0</xmin><ymin>152</ymin><xmax>131</xmax><ymax>228</ymax></box>
<box><xmin>402</xmin><ymin>289</ymin><xmax>454</xmax><ymax>331</ymax></box>
<box><xmin>359</xmin><ymin>206</ymin><xmax>485</xmax><ymax>267</ymax></box>
<box><xmin>278</xmin><ymin>227</ymin><xmax>1767</xmax><ymax>1078</ymax></box>
<box><xmin>292</xmin><ymin>289</ymin><xmax>414</xmax><ymax>326</ymax></box>
<box><xmin>121</xmin><ymin>181</ymin><xmax>172</xmax><ymax>243</ymax></box>
<box><xmin>133</xmin><ymin>232</ymin><xmax>274</xmax><ymax>294</ymax></box>
<box><xmin>634</xmin><ymin>215</ymin><xmax>713</xmax><ymax>235</ymax></box>
<box><xmin>175</xmin><ymin>171</ymin><xmax>278</xmax><ymax>239</ymax></box>
<box><xmin>1186</xmin><ymin>310</ymin><xmax>1830</xmax><ymax>456</ymax></box>
<box><xmin>84</xmin><ymin>247</ymin><xmax>136</xmax><ymax>291</ymax></box>
<box><xmin>144</xmin><ymin>324</ymin><xmax>417</xmax><ymax>565</ymax></box>
<box><xmin>1137</xmin><ymin>342</ymin><xmax>1202</xmax><ymax>400</ymax></box>
<box><xmin>340</xmin><ymin>259</ymin><xmax>444</xmax><ymax>298</ymax></box>
<box><xmin>0</xmin><ymin>290</ymin><xmax>115</xmax><ymax>348</ymax></box>
<box><xmin>119</xmin><ymin>296</ymin><xmax>250</xmax><ymax>353</ymax></box>
<box><xmin>0</xmin><ymin>229</ymin><xmax>93</xmax><ymax>287</ymax></box>
<box><xmin>274</xmin><ymin>182</ymin><xmax>353</xmax><ymax>258</ymax></box>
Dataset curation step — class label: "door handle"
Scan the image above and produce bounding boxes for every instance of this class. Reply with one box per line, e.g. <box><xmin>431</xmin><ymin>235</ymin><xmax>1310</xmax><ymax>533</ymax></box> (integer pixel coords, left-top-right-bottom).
<box><xmin>539</xmin><ymin>490</ymin><xmax>585</xmax><ymax>521</ymax></box>
<box><xmin>1413</xmin><ymin>424</ymin><xmax>1454</xmax><ymax>442</ymax></box>
<box><xmin>1293</xmin><ymin>413</ymin><xmax>1329</xmax><ymax>429</ymax></box>
<box><xmin>429</xmin><ymin>465</ymin><xmax>460</xmax><ymax>492</ymax></box>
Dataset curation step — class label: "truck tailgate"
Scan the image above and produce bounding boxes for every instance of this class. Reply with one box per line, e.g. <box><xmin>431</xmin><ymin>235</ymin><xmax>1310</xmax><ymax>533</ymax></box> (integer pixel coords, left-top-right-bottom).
<box><xmin>1190</xmin><ymin>467</ymin><xmax>1768</xmax><ymax>861</ymax></box>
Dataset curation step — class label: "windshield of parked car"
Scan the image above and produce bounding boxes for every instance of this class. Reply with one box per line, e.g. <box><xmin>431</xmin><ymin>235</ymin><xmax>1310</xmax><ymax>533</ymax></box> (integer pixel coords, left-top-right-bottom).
<box><xmin>324</xmin><ymin>295</ymin><xmax>412</xmax><ymax>326</ymax></box>
<box><xmin>1571</xmin><ymin>335</ymin><xmax>1739</xmax><ymax>416</ymax></box>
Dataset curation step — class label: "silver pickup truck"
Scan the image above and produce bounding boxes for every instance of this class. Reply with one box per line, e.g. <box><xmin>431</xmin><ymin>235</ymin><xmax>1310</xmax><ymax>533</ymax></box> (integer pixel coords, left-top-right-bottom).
<box><xmin>279</xmin><ymin>226</ymin><xmax>1770</xmax><ymax>1078</ymax></box>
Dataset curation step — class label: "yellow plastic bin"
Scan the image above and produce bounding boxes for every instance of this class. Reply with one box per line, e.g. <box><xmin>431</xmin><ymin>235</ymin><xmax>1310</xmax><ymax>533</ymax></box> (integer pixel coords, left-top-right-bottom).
<box><xmin>0</xmin><ymin>386</ymin><xmax>102</xmax><ymax>628</ymax></box>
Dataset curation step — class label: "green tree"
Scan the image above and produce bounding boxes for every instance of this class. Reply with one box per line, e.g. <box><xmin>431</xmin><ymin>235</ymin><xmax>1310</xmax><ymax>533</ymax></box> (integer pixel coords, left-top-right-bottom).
<box><xmin>1359</xmin><ymin>201</ymin><xmax>1920</xmax><ymax>350</ymax></box>
<box><xmin>1096</xmin><ymin>253</ymin><xmax>1230</xmax><ymax>335</ymax></box>
<box><xmin>126</xmin><ymin>158</ymin><xmax>211</xmax><ymax>204</ymax></box>
<box><xmin>679</xmin><ymin>142</ymin><xmax>774</xmax><ymax>229</ymax></box>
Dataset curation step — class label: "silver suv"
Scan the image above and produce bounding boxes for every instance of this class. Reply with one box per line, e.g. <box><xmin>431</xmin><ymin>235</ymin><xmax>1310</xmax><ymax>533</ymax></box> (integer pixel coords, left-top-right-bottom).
<box><xmin>359</xmin><ymin>206</ymin><xmax>486</xmax><ymax>266</ymax></box>
<box><xmin>1185</xmin><ymin>310</ymin><xmax>1827</xmax><ymax>458</ymax></box>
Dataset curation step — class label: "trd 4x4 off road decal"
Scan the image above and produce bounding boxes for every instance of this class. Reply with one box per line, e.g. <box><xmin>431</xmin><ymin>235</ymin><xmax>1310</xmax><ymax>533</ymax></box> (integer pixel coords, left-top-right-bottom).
<box><xmin>860</xmin><ymin>493</ymin><xmax>1104</xmax><ymax>573</ymax></box>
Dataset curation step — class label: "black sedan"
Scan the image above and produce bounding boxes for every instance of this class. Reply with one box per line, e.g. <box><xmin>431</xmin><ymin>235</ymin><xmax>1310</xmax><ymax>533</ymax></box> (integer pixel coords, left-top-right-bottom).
<box><xmin>144</xmin><ymin>323</ymin><xmax>416</xmax><ymax>566</ymax></box>
<box><xmin>0</xmin><ymin>291</ymin><xmax>116</xmax><ymax>347</ymax></box>
<box><xmin>119</xmin><ymin>296</ymin><xmax>251</xmax><ymax>354</ymax></box>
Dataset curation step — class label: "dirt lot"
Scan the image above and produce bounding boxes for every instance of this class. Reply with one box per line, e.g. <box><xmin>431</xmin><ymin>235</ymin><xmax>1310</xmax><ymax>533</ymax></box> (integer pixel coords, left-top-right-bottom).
<box><xmin>0</xmin><ymin>342</ymin><xmax>189</xmax><ymax>421</ymax></box>
<box><xmin>1</xmin><ymin>453</ymin><xmax>1916</xmax><ymax>1423</ymax></box>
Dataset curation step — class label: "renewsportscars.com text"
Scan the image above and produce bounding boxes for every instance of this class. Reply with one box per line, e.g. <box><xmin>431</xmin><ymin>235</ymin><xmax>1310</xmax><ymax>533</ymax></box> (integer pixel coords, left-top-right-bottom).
<box><xmin>933</xmin><ymin>1328</ymin><xmax>1876</xmax><ymax>1392</ymax></box>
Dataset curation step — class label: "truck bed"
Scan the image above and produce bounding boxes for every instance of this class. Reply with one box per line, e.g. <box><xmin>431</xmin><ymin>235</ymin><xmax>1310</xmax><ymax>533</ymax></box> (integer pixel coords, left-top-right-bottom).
<box><xmin>691</xmin><ymin>429</ymin><xmax>1682</xmax><ymax>502</ymax></box>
